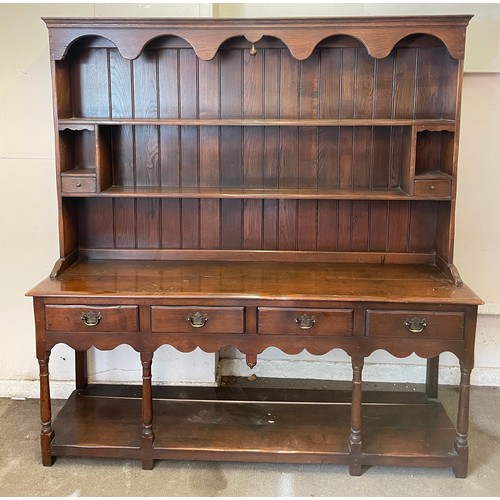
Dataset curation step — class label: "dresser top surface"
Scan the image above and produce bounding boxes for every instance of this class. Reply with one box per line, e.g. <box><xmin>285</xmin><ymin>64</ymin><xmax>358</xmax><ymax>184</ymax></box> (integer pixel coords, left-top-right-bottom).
<box><xmin>27</xmin><ymin>260</ymin><xmax>482</xmax><ymax>305</ymax></box>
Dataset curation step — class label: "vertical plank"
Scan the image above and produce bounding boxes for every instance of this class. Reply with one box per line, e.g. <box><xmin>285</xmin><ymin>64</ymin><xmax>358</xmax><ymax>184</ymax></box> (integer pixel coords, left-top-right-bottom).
<box><xmin>371</xmin><ymin>127</ymin><xmax>391</xmax><ymax>188</ymax></box>
<box><xmin>355</xmin><ymin>50</ymin><xmax>375</xmax><ymax>119</ymax></box>
<box><xmin>393</xmin><ymin>48</ymin><xmax>417</xmax><ymax>119</ymax></box>
<box><xmin>78</xmin><ymin>198</ymin><xmax>114</xmax><ymax>248</ymax></box>
<box><xmin>109</xmin><ymin>49</ymin><xmax>132</xmax><ymax>118</ymax></box>
<box><xmin>160</xmin><ymin>126</ymin><xmax>180</xmax><ymax>187</ymax></box>
<box><xmin>179</xmin><ymin>50</ymin><xmax>199</xmax><ymax>188</ymax></box>
<box><xmin>337</xmin><ymin>200</ymin><xmax>352</xmax><ymax>251</ymax></box>
<box><xmin>352</xmin><ymin>127</ymin><xmax>371</xmax><ymax>188</ymax></box>
<box><xmin>114</xmin><ymin>198</ymin><xmax>136</xmax><ymax>248</ymax></box>
<box><xmin>161</xmin><ymin>199</ymin><xmax>181</xmax><ymax>248</ymax></box>
<box><xmin>353</xmin><ymin>51</ymin><xmax>375</xmax><ymax>188</ymax></box>
<box><xmin>179</xmin><ymin>49</ymin><xmax>198</xmax><ymax>118</ymax></box>
<box><xmin>263</xmin><ymin>50</ymin><xmax>280</xmax><ymax>188</ymax></box>
<box><xmin>409</xmin><ymin>201</ymin><xmax>437</xmax><ymax>253</ymax></box>
<box><xmin>338</xmin><ymin>49</ymin><xmax>357</xmax><ymax>189</ymax></box>
<box><xmin>263</xmin><ymin>199</ymin><xmax>279</xmax><ymax>250</ymax></box>
<box><xmin>317</xmin><ymin>200</ymin><xmax>338</xmax><ymax>251</ymax></box>
<box><xmin>135</xmin><ymin>126</ymin><xmax>160</xmax><ymax>187</ymax></box>
<box><xmin>415</xmin><ymin>47</ymin><xmax>444</xmax><ymax>119</ymax></box>
<box><xmin>339</xmin><ymin>127</ymin><xmax>354</xmax><ymax>188</ymax></box>
<box><xmin>180</xmin><ymin>126</ymin><xmax>199</xmax><ymax>188</ymax></box>
<box><xmin>318</xmin><ymin>127</ymin><xmax>340</xmax><ymax>188</ymax></box>
<box><xmin>112</xmin><ymin>126</ymin><xmax>135</xmax><ymax>187</ymax></box>
<box><xmin>368</xmin><ymin>201</ymin><xmax>389</xmax><ymax>252</ymax></box>
<box><xmin>279</xmin><ymin>50</ymin><xmax>299</xmax><ymax>188</ymax></box>
<box><xmin>158</xmin><ymin>48</ymin><xmax>179</xmax><ymax>119</ymax></box>
<box><xmin>181</xmin><ymin>199</ymin><xmax>200</xmax><ymax>248</ymax></box>
<box><xmin>243</xmin><ymin>199</ymin><xmax>263</xmax><ymax>250</ymax></box>
<box><xmin>244</xmin><ymin>50</ymin><xmax>264</xmax><ymax>187</ymax></box>
<box><xmin>72</xmin><ymin>48</ymin><xmax>110</xmax><ymax>118</ymax></box>
<box><xmin>221</xmin><ymin>199</ymin><xmax>242</xmax><ymax>249</ymax></box>
<box><xmin>278</xmin><ymin>200</ymin><xmax>297</xmax><ymax>251</ymax></box>
<box><xmin>297</xmin><ymin>200</ymin><xmax>317</xmax><ymax>251</ymax></box>
<box><xmin>387</xmin><ymin>200</ymin><xmax>410</xmax><ymax>252</ymax></box>
<box><xmin>351</xmin><ymin>201</ymin><xmax>369</xmax><ymax>251</ymax></box>
<box><xmin>133</xmin><ymin>50</ymin><xmax>158</xmax><ymax>118</ymax></box>
<box><xmin>136</xmin><ymin>199</ymin><xmax>160</xmax><ymax>248</ymax></box>
<box><xmin>373</xmin><ymin>56</ymin><xmax>395</xmax><ymax>119</ymax></box>
<box><xmin>200</xmin><ymin>200</ymin><xmax>221</xmax><ymax>249</ymax></box>
<box><xmin>220</xmin><ymin>50</ymin><xmax>243</xmax><ymax>187</ymax></box>
<box><xmin>199</xmin><ymin>56</ymin><xmax>220</xmax><ymax>187</ymax></box>
<box><xmin>319</xmin><ymin>48</ymin><xmax>341</xmax><ymax>119</ymax></box>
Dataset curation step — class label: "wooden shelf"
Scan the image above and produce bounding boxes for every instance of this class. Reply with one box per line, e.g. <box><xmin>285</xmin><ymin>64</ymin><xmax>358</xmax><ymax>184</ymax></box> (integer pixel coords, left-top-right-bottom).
<box><xmin>58</xmin><ymin>118</ymin><xmax>456</xmax><ymax>129</ymax></box>
<box><xmin>414</xmin><ymin>170</ymin><xmax>453</xmax><ymax>180</ymax></box>
<box><xmin>50</xmin><ymin>384</ymin><xmax>458</xmax><ymax>468</ymax></box>
<box><xmin>57</xmin><ymin>184</ymin><xmax>458</xmax><ymax>200</ymax></box>
<box><xmin>61</xmin><ymin>168</ymin><xmax>96</xmax><ymax>177</ymax></box>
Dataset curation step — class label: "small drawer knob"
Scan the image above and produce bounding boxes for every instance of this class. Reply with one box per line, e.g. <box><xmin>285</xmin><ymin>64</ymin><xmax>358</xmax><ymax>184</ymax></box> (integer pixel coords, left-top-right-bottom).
<box><xmin>76</xmin><ymin>182</ymin><xmax>82</xmax><ymax>188</ymax></box>
<box><xmin>81</xmin><ymin>311</ymin><xmax>102</xmax><ymax>327</ymax></box>
<box><xmin>404</xmin><ymin>317</ymin><xmax>427</xmax><ymax>334</ymax></box>
<box><xmin>295</xmin><ymin>314</ymin><xmax>316</xmax><ymax>330</ymax></box>
<box><xmin>187</xmin><ymin>312</ymin><xmax>209</xmax><ymax>328</ymax></box>
<box><xmin>430</xmin><ymin>185</ymin><xmax>436</xmax><ymax>191</ymax></box>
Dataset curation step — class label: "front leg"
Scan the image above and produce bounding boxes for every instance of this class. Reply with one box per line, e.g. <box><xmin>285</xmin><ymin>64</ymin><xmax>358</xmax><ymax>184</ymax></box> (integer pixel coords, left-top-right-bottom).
<box><xmin>38</xmin><ymin>351</ymin><xmax>55</xmax><ymax>466</ymax></box>
<box><xmin>140</xmin><ymin>352</ymin><xmax>154</xmax><ymax>470</ymax></box>
<box><xmin>349</xmin><ymin>356</ymin><xmax>364</xmax><ymax>476</ymax></box>
<box><xmin>453</xmin><ymin>361</ymin><xmax>472</xmax><ymax>478</ymax></box>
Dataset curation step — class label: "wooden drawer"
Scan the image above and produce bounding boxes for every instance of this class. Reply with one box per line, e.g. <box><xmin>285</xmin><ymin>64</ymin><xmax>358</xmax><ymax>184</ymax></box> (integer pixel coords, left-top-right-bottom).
<box><xmin>61</xmin><ymin>175</ymin><xmax>97</xmax><ymax>193</ymax></box>
<box><xmin>258</xmin><ymin>308</ymin><xmax>353</xmax><ymax>336</ymax></box>
<box><xmin>414</xmin><ymin>179</ymin><xmax>452</xmax><ymax>197</ymax></box>
<box><xmin>151</xmin><ymin>306</ymin><xmax>245</xmax><ymax>334</ymax></box>
<box><xmin>45</xmin><ymin>305</ymin><xmax>139</xmax><ymax>332</ymax></box>
<box><xmin>366</xmin><ymin>310</ymin><xmax>464</xmax><ymax>340</ymax></box>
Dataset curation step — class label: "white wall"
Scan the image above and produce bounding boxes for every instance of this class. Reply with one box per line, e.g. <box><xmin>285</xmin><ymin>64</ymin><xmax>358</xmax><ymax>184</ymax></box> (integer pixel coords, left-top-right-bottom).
<box><xmin>1</xmin><ymin>3</ymin><xmax>499</xmax><ymax>398</ymax></box>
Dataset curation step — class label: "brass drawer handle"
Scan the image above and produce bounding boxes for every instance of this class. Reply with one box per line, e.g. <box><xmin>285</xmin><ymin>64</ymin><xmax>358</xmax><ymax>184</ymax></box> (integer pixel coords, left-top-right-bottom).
<box><xmin>187</xmin><ymin>312</ymin><xmax>209</xmax><ymax>328</ymax></box>
<box><xmin>404</xmin><ymin>317</ymin><xmax>427</xmax><ymax>334</ymax></box>
<box><xmin>295</xmin><ymin>314</ymin><xmax>316</xmax><ymax>330</ymax></box>
<box><xmin>81</xmin><ymin>311</ymin><xmax>102</xmax><ymax>327</ymax></box>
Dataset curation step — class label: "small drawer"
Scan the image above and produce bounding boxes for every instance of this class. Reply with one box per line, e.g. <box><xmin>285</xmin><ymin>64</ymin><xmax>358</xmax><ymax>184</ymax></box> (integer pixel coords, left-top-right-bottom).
<box><xmin>414</xmin><ymin>179</ymin><xmax>451</xmax><ymax>197</ymax></box>
<box><xmin>151</xmin><ymin>306</ymin><xmax>245</xmax><ymax>334</ymax></box>
<box><xmin>366</xmin><ymin>310</ymin><xmax>464</xmax><ymax>340</ymax></box>
<box><xmin>45</xmin><ymin>305</ymin><xmax>139</xmax><ymax>332</ymax></box>
<box><xmin>258</xmin><ymin>308</ymin><xmax>353</xmax><ymax>336</ymax></box>
<box><xmin>61</xmin><ymin>176</ymin><xmax>97</xmax><ymax>193</ymax></box>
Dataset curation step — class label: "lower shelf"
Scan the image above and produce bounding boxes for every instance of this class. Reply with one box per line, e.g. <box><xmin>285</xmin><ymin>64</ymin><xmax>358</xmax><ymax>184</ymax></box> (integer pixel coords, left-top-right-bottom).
<box><xmin>50</xmin><ymin>383</ymin><xmax>460</xmax><ymax>471</ymax></box>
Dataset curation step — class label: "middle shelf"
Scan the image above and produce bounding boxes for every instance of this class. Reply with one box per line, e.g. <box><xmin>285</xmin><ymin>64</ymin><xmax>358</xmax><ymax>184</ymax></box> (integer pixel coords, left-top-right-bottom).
<box><xmin>58</xmin><ymin>122</ymin><xmax>455</xmax><ymax>200</ymax></box>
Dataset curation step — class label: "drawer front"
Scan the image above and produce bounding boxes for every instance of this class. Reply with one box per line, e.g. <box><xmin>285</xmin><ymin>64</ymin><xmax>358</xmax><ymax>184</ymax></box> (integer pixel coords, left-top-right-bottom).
<box><xmin>45</xmin><ymin>305</ymin><xmax>139</xmax><ymax>332</ymax></box>
<box><xmin>366</xmin><ymin>310</ymin><xmax>464</xmax><ymax>340</ymax></box>
<box><xmin>258</xmin><ymin>308</ymin><xmax>353</xmax><ymax>336</ymax></box>
<box><xmin>151</xmin><ymin>306</ymin><xmax>245</xmax><ymax>334</ymax></box>
<box><xmin>61</xmin><ymin>176</ymin><xmax>97</xmax><ymax>194</ymax></box>
<box><xmin>414</xmin><ymin>179</ymin><xmax>451</xmax><ymax>197</ymax></box>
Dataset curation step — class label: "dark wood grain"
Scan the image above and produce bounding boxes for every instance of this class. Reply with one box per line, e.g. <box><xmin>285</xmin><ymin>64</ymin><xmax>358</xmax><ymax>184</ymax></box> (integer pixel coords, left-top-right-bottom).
<box><xmin>32</xmin><ymin>16</ymin><xmax>480</xmax><ymax>476</ymax></box>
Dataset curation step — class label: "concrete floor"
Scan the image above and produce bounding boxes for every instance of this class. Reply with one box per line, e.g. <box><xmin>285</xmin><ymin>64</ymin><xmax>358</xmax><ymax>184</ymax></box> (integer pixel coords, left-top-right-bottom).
<box><xmin>0</xmin><ymin>384</ymin><xmax>499</xmax><ymax>497</ymax></box>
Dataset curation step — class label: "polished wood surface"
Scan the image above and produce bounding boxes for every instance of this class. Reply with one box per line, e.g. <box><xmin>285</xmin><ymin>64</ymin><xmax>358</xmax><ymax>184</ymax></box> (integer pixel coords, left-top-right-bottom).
<box><xmin>28</xmin><ymin>260</ymin><xmax>481</xmax><ymax>304</ymax></box>
<box><xmin>30</xmin><ymin>15</ymin><xmax>480</xmax><ymax>476</ymax></box>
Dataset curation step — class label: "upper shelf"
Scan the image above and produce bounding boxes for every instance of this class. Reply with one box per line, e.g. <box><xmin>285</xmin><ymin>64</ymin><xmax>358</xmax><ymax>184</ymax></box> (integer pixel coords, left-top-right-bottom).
<box><xmin>43</xmin><ymin>15</ymin><xmax>473</xmax><ymax>62</ymax></box>
<box><xmin>58</xmin><ymin>118</ymin><xmax>456</xmax><ymax>130</ymax></box>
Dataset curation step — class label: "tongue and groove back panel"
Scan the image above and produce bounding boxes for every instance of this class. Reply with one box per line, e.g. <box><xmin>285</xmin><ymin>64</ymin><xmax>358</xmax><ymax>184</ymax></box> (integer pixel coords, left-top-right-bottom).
<box><xmin>56</xmin><ymin>34</ymin><xmax>459</xmax><ymax>262</ymax></box>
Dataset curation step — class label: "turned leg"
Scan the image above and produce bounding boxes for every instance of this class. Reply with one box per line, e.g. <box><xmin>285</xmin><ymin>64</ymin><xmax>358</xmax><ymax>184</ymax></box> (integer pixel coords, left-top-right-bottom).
<box><xmin>349</xmin><ymin>357</ymin><xmax>364</xmax><ymax>476</ymax></box>
<box><xmin>141</xmin><ymin>352</ymin><xmax>154</xmax><ymax>470</ymax></box>
<box><xmin>38</xmin><ymin>351</ymin><xmax>55</xmax><ymax>466</ymax></box>
<box><xmin>425</xmin><ymin>355</ymin><xmax>439</xmax><ymax>399</ymax></box>
<box><xmin>75</xmin><ymin>350</ymin><xmax>88</xmax><ymax>390</ymax></box>
<box><xmin>453</xmin><ymin>361</ymin><xmax>472</xmax><ymax>478</ymax></box>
